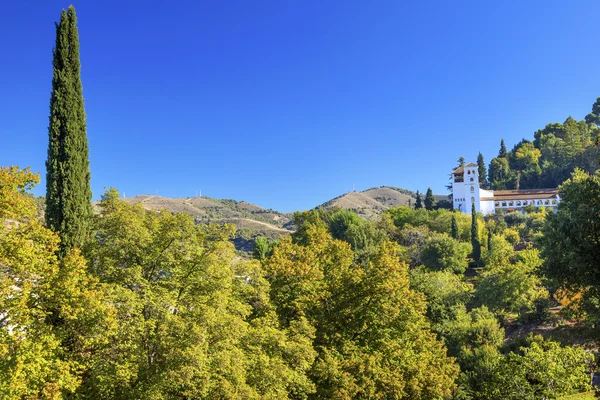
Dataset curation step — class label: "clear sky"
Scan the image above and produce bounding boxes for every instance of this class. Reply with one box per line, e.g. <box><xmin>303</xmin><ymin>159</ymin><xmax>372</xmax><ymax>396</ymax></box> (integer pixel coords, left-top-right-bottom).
<box><xmin>2</xmin><ymin>1</ymin><xmax>600</xmax><ymax>212</ymax></box>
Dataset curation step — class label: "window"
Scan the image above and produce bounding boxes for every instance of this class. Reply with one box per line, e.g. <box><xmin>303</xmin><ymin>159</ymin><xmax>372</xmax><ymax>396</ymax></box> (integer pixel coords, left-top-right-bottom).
<box><xmin>545</xmin><ymin>200</ymin><xmax>549</xmax><ymax>205</ymax></box>
<box><xmin>516</xmin><ymin>201</ymin><xmax>521</xmax><ymax>206</ymax></box>
<box><xmin>502</xmin><ymin>202</ymin><xmax>507</xmax><ymax>206</ymax></box>
<box><xmin>495</xmin><ymin>202</ymin><xmax>499</xmax><ymax>206</ymax></box>
<box><xmin>470</xmin><ymin>178</ymin><xmax>474</xmax><ymax>182</ymax></box>
<box><xmin>470</xmin><ymin>186</ymin><xmax>475</xmax><ymax>192</ymax></box>
<box><xmin>471</xmin><ymin>197</ymin><xmax>475</xmax><ymax>203</ymax></box>
<box><xmin>552</xmin><ymin>200</ymin><xmax>557</xmax><ymax>204</ymax></box>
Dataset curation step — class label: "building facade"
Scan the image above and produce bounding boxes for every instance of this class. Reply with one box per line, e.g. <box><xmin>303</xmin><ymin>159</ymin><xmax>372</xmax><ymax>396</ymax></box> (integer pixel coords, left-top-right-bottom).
<box><xmin>451</xmin><ymin>163</ymin><xmax>560</xmax><ymax>215</ymax></box>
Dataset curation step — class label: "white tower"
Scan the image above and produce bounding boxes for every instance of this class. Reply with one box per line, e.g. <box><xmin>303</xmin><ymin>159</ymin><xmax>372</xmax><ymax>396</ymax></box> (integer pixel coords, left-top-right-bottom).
<box><xmin>451</xmin><ymin>163</ymin><xmax>480</xmax><ymax>214</ymax></box>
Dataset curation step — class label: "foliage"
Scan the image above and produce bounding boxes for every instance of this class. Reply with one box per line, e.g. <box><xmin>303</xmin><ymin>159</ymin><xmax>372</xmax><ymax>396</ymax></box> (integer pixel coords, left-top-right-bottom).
<box><xmin>81</xmin><ymin>189</ymin><xmax>316</xmax><ymax>398</ymax></box>
<box><xmin>477</xmin><ymin>152</ymin><xmax>487</xmax><ymax>185</ymax></box>
<box><xmin>540</xmin><ymin>169</ymin><xmax>600</xmax><ymax>318</ymax></box>
<box><xmin>479</xmin><ymin>336</ymin><xmax>592</xmax><ymax>400</ymax></box>
<box><xmin>437</xmin><ymin>305</ymin><xmax>505</xmax><ymax>359</ymax></box>
<box><xmin>414</xmin><ymin>190</ymin><xmax>423</xmax><ymax>209</ymax></box>
<box><xmin>420</xmin><ymin>232</ymin><xmax>470</xmax><ymax>273</ymax></box>
<box><xmin>487</xmin><ymin>98</ymin><xmax>600</xmax><ymax>190</ymax></box>
<box><xmin>424</xmin><ymin>187</ymin><xmax>435</xmax><ymax>210</ymax></box>
<box><xmin>451</xmin><ymin>213</ymin><xmax>459</xmax><ymax>239</ymax></box>
<box><xmin>410</xmin><ymin>267</ymin><xmax>474</xmax><ymax>325</ymax></box>
<box><xmin>475</xmin><ymin>248</ymin><xmax>548</xmax><ymax>315</ymax></box>
<box><xmin>264</xmin><ymin>223</ymin><xmax>459</xmax><ymax>399</ymax></box>
<box><xmin>0</xmin><ymin>167</ymin><xmax>113</xmax><ymax>399</ymax></box>
<box><xmin>471</xmin><ymin>204</ymin><xmax>481</xmax><ymax>263</ymax></box>
<box><xmin>252</xmin><ymin>236</ymin><xmax>276</xmax><ymax>261</ymax></box>
<box><xmin>45</xmin><ymin>6</ymin><xmax>93</xmax><ymax>256</ymax></box>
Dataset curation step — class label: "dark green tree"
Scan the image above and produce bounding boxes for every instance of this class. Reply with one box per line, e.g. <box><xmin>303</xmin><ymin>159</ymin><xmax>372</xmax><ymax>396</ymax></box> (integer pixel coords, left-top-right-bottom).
<box><xmin>424</xmin><ymin>187</ymin><xmax>435</xmax><ymax>210</ymax></box>
<box><xmin>451</xmin><ymin>213</ymin><xmax>459</xmax><ymax>239</ymax></box>
<box><xmin>584</xmin><ymin>97</ymin><xmax>600</xmax><ymax>127</ymax></box>
<box><xmin>471</xmin><ymin>203</ymin><xmax>481</xmax><ymax>263</ymax></box>
<box><xmin>477</xmin><ymin>152</ymin><xmax>487</xmax><ymax>184</ymax></box>
<box><xmin>457</xmin><ymin>156</ymin><xmax>466</xmax><ymax>167</ymax></box>
<box><xmin>45</xmin><ymin>6</ymin><xmax>92</xmax><ymax>255</ymax></box>
<box><xmin>540</xmin><ymin>169</ymin><xmax>600</xmax><ymax>315</ymax></box>
<box><xmin>415</xmin><ymin>191</ymin><xmax>423</xmax><ymax>209</ymax></box>
<box><xmin>499</xmin><ymin>139</ymin><xmax>507</xmax><ymax>158</ymax></box>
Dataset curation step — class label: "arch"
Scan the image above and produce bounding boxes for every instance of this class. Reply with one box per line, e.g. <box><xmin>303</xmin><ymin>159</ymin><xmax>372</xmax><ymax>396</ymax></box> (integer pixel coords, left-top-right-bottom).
<box><xmin>470</xmin><ymin>186</ymin><xmax>475</xmax><ymax>192</ymax></box>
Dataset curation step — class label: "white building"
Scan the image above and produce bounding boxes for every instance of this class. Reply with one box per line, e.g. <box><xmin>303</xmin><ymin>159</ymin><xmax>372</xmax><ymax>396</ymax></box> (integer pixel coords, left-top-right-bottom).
<box><xmin>451</xmin><ymin>163</ymin><xmax>560</xmax><ymax>215</ymax></box>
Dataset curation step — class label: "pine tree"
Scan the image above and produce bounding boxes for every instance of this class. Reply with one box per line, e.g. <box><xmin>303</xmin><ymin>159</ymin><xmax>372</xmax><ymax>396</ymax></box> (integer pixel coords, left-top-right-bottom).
<box><xmin>498</xmin><ymin>139</ymin><xmax>507</xmax><ymax>158</ymax></box>
<box><xmin>457</xmin><ymin>156</ymin><xmax>466</xmax><ymax>167</ymax></box>
<box><xmin>424</xmin><ymin>187</ymin><xmax>435</xmax><ymax>210</ymax></box>
<box><xmin>471</xmin><ymin>203</ymin><xmax>481</xmax><ymax>263</ymax></box>
<box><xmin>451</xmin><ymin>213</ymin><xmax>459</xmax><ymax>239</ymax></box>
<box><xmin>46</xmin><ymin>6</ymin><xmax>92</xmax><ymax>255</ymax></box>
<box><xmin>415</xmin><ymin>191</ymin><xmax>423</xmax><ymax>209</ymax></box>
<box><xmin>477</xmin><ymin>152</ymin><xmax>487</xmax><ymax>184</ymax></box>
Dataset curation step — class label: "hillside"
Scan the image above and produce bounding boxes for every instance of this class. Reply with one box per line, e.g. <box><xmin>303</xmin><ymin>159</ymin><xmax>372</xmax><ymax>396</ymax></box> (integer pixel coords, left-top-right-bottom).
<box><xmin>89</xmin><ymin>187</ymin><xmax>426</xmax><ymax>254</ymax></box>
<box><xmin>318</xmin><ymin>186</ymin><xmax>416</xmax><ymax>220</ymax></box>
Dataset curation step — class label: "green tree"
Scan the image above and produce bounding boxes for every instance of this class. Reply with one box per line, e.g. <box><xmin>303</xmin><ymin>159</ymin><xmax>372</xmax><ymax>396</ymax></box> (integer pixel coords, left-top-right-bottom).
<box><xmin>0</xmin><ymin>167</ymin><xmax>113</xmax><ymax>399</ymax></box>
<box><xmin>414</xmin><ymin>191</ymin><xmax>423</xmax><ymax>209</ymax></box>
<box><xmin>499</xmin><ymin>139</ymin><xmax>507</xmax><ymax>158</ymax></box>
<box><xmin>475</xmin><ymin>248</ymin><xmax>548</xmax><ymax>315</ymax></box>
<box><xmin>479</xmin><ymin>336</ymin><xmax>592</xmax><ymax>400</ymax></box>
<box><xmin>585</xmin><ymin>96</ymin><xmax>600</xmax><ymax>126</ymax></box>
<box><xmin>253</xmin><ymin>236</ymin><xmax>275</xmax><ymax>261</ymax></box>
<box><xmin>489</xmin><ymin>157</ymin><xmax>511</xmax><ymax>188</ymax></box>
<box><xmin>477</xmin><ymin>152</ymin><xmax>487</xmax><ymax>184</ymax></box>
<box><xmin>471</xmin><ymin>203</ymin><xmax>481</xmax><ymax>263</ymax></box>
<box><xmin>540</xmin><ymin>169</ymin><xmax>600</xmax><ymax>316</ymax></box>
<box><xmin>45</xmin><ymin>6</ymin><xmax>93</xmax><ymax>256</ymax></box>
<box><xmin>420</xmin><ymin>232</ymin><xmax>471</xmax><ymax>273</ymax></box>
<box><xmin>410</xmin><ymin>267</ymin><xmax>473</xmax><ymax>325</ymax></box>
<box><xmin>265</xmin><ymin>224</ymin><xmax>459</xmax><ymax>398</ymax></box>
<box><xmin>82</xmin><ymin>190</ymin><xmax>316</xmax><ymax>398</ymax></box>
<box><xmin>424</xmin><ymin>187</ymin><xmax>435</xmax><ymax>210</ymax></box>
<box><xmin>451</xmin><ymin>213</ymin><xmax>459</xmax><ymax>239</ymax></box>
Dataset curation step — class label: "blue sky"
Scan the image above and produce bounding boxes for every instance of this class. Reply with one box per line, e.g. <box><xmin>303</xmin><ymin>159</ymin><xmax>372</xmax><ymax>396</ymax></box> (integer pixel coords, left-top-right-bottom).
<box><xmin>2</xmin><ymin>1</ymin><xmax>599</xmax><ymax>212</ymax></box>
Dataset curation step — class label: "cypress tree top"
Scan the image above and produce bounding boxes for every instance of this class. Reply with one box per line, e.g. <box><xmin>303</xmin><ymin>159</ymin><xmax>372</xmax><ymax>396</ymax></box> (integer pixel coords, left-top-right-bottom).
<box><xmin>424</xmin><ymin>187</ymin><xmax>435</xmax><ymax>211</ymax></box>
<box><xmin>46</xmin><ymin>6</ymin><xmax>92</xmax><ymax>255</ymax></box>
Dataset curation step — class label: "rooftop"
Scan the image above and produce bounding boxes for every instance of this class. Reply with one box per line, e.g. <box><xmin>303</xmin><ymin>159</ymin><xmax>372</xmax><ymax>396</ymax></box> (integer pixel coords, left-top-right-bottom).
<box><xmin>451</xmin><ymin>163</ymin><xmax>478</xmax><ymax>175</ymax></box>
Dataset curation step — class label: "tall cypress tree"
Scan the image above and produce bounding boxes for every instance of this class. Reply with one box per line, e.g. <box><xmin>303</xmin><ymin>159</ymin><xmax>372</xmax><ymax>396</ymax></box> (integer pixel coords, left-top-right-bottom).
<box><xmin>451</xmin><ymin>213</ymin><xmax>459</xmax><ymax>239</ymax></box>
<box><xmin>498</xmin><ymin>139</ymin><xmax>507</xmax><ymax>158</ymax></box>
<box><xmin>46</xmin><ymin>6</ymin><xmax>92</xmax><ymax>255</ymax></box>
<box><xmin>477</xmin><ymin>152</ymin><xmax>487</xmax><ymax>184</ymax></box>
<box><xmin>414</xmin><ymin>191</ymin><xmax>423</xmax><ymax>209</ymax></box>
<box><xmin>471</xmin><ymin>203</ymin><xmax>481</xmax><ymax>263</ymax></box>
<box><xmin>424</xmin><ymin>187</ymin><xmax>435</xmax><ymax>210</ymax></box>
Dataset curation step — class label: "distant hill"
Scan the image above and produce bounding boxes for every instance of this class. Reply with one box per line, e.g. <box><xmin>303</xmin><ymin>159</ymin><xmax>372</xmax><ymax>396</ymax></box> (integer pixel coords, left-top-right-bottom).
<box><xmin>93</xmin><ymin>195</ymin><xmax>294</xmax><ymax>256</ymax></box>
<box><xmin>318</xmin><ymin>186</ymin><xmax>416</xmax><ymax>220</ymax></box>
<box><xmin>88</xmin><ymin>187</ymin><xmax>441</xmax><ymax>255</ymax></box>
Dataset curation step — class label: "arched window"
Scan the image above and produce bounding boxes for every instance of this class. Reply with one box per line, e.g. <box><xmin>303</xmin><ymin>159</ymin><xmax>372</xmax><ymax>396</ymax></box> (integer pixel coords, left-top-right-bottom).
<box><xmin>516</xmin><ymin>201</ymin><xmax>521</xmax><ymax>206</ymax></box>
<box><xmin>495</xmin><ymin>202</ymin><xmax>500</xmax><ymax>206</ymax></box>
<box><xmin>467</xmin><ymin>170</ymin><xmax>470</xmax><ymax>174</ymax></box>
<box><xmin>502</xmin><ymin>202</ymin><xmax>507</xmax><ymax>206</ymax></box>
<box><xmin>471</xmin><ymin>197</ymin><xmax>475</xmax><ymax>203</ymax></box>
<box><xmin>509</xmin><ymin>201</ymin><xmax>513</xmax><ymax>206</ymax></box>
<box><xmin>470</xmin><ymin>178</ymin><xmax>474</xmax><ymax>182</ymax></box>
<box><xmin>470</xmin><ymin>186</ymin><xmax>475</xmax><ymax>192</ymax></box>
<box><xmin>552</xmin><ymin>200</ymin><xmax>557</xmax><ymax>204</ymax></box>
